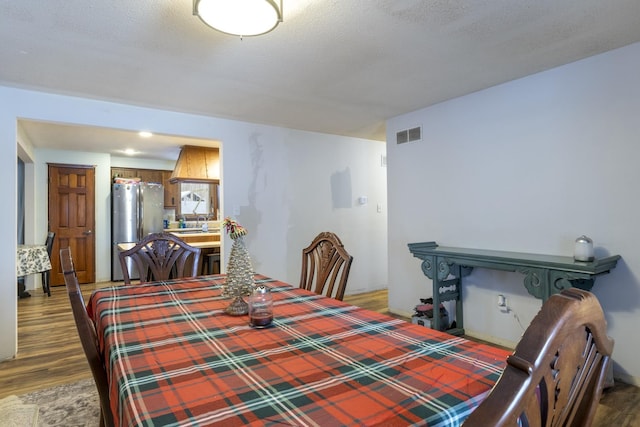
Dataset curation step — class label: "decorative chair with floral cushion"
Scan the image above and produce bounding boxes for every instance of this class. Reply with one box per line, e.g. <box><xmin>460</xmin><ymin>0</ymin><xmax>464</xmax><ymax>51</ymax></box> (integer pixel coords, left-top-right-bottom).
<box><xmin>60</xmin><ymin>247</ymin><xmax>114</xmax><ymax>427</ymax></box>
<box><xmin>299</xmin><ymin>231</ymin><xmax>353</xmax><ymax>301</ymax></box>
<box><xmin>118</xmin><ymin>232</ymin><xmax>202</xmax><ymax>285</ymax></box>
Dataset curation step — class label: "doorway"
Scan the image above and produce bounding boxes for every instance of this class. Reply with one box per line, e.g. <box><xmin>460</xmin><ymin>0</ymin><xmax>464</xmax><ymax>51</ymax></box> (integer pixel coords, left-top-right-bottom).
<box><xmin>48</xmin><ymin>164</ymin><xmax>96</xmax><ymax>285</ymax></box>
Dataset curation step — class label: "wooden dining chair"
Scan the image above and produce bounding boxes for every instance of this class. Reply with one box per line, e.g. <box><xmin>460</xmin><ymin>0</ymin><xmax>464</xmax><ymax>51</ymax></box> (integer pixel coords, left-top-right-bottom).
<box><xmin>60</xmin><ymin>247</ymin><xmax>114</xmax><ymax>427</ymax></box>
<box><xmin>299</xmin><ymin>231</ymin><xmax>353</xmax><ymax>301</ymax></box>
<box><xmin>41</xmin><ymin>231</ymin><xmax>55</xmax><ymax>296</ymax></box>
<box><xmin>118</xmin><ymin>232</ymin><xmax>202</xmax><ymax>285</ymax></box>
<box><xmin>465</xmin><ymin>288</ymin><xmax>614</xmax><ymax>427</ymax></box>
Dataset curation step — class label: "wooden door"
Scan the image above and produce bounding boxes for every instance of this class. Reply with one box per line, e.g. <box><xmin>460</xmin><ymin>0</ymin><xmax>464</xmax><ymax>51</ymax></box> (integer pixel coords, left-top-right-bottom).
<box><xmin>48</xmin><ymin>164</ymin><xmax>96</xmax><ymax>285</ymax></box>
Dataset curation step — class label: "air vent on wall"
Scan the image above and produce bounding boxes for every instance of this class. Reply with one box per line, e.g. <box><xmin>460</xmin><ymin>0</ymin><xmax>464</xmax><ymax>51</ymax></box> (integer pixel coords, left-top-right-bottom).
<box><xmin>396</xmin><ymin>126</ymin><xmax>422</xmax><ymax>144</ymax></box>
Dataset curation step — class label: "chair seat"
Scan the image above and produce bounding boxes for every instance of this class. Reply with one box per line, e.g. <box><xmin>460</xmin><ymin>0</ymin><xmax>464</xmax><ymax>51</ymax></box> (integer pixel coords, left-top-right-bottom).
<box><xmin>207</xmin><ymin>253</ymin><xmax>221</xmax><ymax>275</ymax></box>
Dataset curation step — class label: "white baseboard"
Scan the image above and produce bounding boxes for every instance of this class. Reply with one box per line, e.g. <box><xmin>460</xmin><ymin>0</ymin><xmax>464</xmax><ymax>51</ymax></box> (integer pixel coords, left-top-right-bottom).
<box><xmin>613</xmin><ymin>371</ymin><xmax>640</xmax><ymax>387</ymax></box>
<box><xmin>391</xmin><ymin>311</ymin><xmax>640</xmax><ymax>387</ymax></box>
<box><xmin>465</xmin><ymin>331</ymin><xmax>640</xmax><ymax>387</ymax></box>
<box><xmin>388</xmin><ymin>308</ymin><xmax>413</xmax><ymax>319</ymax></box>
<box><xmin>463</xmin><ymin>329</ymin><xmax>517</xmax><ymax>350</ymax></box>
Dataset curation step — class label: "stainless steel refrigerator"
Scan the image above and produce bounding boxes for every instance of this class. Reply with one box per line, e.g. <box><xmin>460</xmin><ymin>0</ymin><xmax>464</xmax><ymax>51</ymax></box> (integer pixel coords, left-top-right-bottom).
<box><xmin>111</xmin><ymin>182</ymin><xmax>164</xmax><ymax>281</ymax></box>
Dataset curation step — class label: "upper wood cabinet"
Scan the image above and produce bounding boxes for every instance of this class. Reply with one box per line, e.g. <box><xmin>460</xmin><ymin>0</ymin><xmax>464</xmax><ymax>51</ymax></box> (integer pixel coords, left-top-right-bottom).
<box><xmin>111</xmin><ymin>167</ymin><xmax>161</xmax><ymax>183</ymax></box>
<box><xmin>162</xmin><ymin>171</ymin><xmax>179</xmax><ymax>208</ymax></box>
<box><xmin>111</xmin><ymin>167</ymin><xmax>173</xmax><ymax>208</ymax></box>
<box><xmin>137</xmin><ymin>169</ymin><xmax>163</xmax><ymax>184</ymax></box>
<box><xmin>111</xmin><ymin>168</ymin><xmax>137</xmax><ymax>180</ymax></box>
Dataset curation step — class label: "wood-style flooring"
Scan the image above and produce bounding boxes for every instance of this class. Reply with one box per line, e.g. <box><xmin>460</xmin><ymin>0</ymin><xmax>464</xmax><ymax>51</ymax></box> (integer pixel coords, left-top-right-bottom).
<box><xmin>1</xmin><ymin>283</ymin><xmax>638</xmax><ymax>426</ymax></box>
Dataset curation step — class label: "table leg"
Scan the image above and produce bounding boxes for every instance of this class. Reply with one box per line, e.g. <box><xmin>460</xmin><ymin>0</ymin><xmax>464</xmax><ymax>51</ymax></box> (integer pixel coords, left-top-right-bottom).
<box><xmin>18</xmin><ymin>277</ymin><xmax>31</xmax><ymax>298</ymax></box>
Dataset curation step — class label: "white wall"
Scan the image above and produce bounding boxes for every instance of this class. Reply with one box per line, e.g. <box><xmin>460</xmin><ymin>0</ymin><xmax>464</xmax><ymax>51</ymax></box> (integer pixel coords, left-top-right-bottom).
<box><xmin>110</xmin><ymin>156</ymin><xmax>175</xmax><ymax>171</ymax></box>
<box><xmin>387</xmin><ymin>41</ymin><xmax>640</xmax><ymax>384</ymax></box>
<box><xmin>0</xmin><ymin>98</ymin><xmax>18</xmax><ymax>359</ymax></box>
<box><xmin>16</xmin><ymin>125</ymin><xmax>37</xmax><ymax>290</ymax></box>
<box><xmin>1</xmin><ymin>87</ymin><xmax>387</xmax><ymax>361</ymax></box>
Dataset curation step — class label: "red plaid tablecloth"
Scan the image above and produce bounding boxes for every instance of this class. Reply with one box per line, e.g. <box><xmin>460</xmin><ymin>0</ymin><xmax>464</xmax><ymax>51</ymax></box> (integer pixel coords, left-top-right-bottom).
<box><xmin>88</xmin><ymin>275</ymin><xmax>509</xmax><ymax>427</ymax></box>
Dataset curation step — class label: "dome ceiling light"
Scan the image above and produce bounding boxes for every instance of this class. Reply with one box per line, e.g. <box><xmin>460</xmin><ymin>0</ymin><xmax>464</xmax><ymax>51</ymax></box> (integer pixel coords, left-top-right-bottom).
<box><xmin>194</xmin><ymin>0</ymin><xmax>283</xmax><ymax>37</ymax></box>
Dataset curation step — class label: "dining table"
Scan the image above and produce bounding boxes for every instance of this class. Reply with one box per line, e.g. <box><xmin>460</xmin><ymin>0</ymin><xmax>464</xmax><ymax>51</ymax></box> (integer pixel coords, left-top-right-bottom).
<box><xmin>17</xmin><ymin>244</ymin><xmax>52</xmax><ymax>298</ymax></box>
<box><xmin>87</xmin><ymin>274</ymin><xmax>511</xmax><ymax>427</ymax></box>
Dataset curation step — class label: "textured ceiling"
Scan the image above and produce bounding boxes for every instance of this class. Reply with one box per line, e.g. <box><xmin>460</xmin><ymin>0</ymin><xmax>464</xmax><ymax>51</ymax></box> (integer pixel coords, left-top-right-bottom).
<box><xmin>3</xmin><ymin>0</ymin><xmax>640</xmax><ymax>160</ymax></box>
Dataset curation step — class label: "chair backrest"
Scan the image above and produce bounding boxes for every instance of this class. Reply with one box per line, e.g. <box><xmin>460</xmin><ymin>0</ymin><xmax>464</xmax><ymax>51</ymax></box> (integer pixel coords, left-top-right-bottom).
<box><xmin>118</xmin><ymin>232</ymin><xmax>202</xmax><ymax>285</ymax></box>
<box><xmin>45</xmin><ymin>231</ymin><xmax>55</xmax><ymax>256</ymax></box>
<box><xmin>464</xmin><ymin>288</ymin><xmax>614</xmax><ymax>427</ymax></box>
<box><xmin>299</xmin><ymin>231</ymin><xmax>353</xmax><ymax>301</ymax></box>
<box><xmin>60</xmin><ymin>248</ymin><xmax>114</xmax><ymax>427</ymax></box>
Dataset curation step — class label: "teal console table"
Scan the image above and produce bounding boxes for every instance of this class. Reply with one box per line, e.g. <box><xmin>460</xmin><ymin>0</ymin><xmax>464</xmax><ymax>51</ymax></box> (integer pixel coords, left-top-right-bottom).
<box><xmin>408</xmin><ymin>241</ymin><xmax>620</xmax><ymax>335</ymax></box>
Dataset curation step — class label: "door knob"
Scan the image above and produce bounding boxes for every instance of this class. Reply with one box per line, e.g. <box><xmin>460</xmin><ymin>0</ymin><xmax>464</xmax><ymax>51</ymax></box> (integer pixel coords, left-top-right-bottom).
<box><xmin>83</xmin><ymin>230</ymin><xmax>93</xmax><ymax>235</ymax></box>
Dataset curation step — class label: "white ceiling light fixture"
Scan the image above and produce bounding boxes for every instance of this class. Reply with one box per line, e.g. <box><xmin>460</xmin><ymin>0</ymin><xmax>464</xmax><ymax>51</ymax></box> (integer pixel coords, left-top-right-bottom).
<box><xmin>194</xmin><ymin>0</ymin><xmax>283</xmax><ymax>37</ymax></box>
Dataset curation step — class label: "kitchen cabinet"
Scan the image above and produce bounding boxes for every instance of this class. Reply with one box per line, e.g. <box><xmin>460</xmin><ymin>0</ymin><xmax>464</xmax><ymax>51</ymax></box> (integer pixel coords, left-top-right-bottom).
<box><xmin>168</xmin><ymin>230</ymin><xmax>221</xmax><ymax>275</ymax></box>
<box><xmin>111</xmin><ymin>168</ymin><xmax>137</xmax><ymax>180</ymax></box>
<box><xmin>111</xmin><ymin>167</ymin><xmax>162</xmax><ymax>183</ymax></box>
<box><xmin>137</xmin><ymin>169</ymin><xmax>163</xmax><ymax>184</ymax></box>
<box><xmin>162</xmin><ymin>171</ymin><xmax>179</xmax><ymax>208</ymax></box>
<box><xmin>110</xmin><ymin>168</ymin><xmax>220</xmax><ymax>213</ymax></box>
<box><xmin>111</xmin><ymin>167</ymin><xmax>174</xmax><ymax>208</ymax></box>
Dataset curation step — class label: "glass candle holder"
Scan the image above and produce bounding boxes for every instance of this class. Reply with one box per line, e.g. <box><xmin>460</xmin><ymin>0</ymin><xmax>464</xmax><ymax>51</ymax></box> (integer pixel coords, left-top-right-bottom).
<box><xmin>249</xmin><ymin>285</ymin><xmax>273</xmax><ymax>328</ymax></box>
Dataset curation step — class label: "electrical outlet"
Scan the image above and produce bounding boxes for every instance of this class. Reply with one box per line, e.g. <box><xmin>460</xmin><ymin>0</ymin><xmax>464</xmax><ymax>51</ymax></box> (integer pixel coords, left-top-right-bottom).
<box><xmin>498</xmin><ymin>294</ymin><xmax>511</xmax><ymax>314</ymax></box>
<box><xmin>497</xmin><ymin>294</ymin><xmax>506</xmax><ymax>307</ymax></box>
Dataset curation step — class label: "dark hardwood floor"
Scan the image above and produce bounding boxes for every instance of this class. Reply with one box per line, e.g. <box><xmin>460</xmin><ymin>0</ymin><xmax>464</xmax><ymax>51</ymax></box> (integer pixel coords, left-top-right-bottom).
<box><xmin>0</xmin><ymin>283</ymin><xmax>637</xmax><ymax>426</ymax></box>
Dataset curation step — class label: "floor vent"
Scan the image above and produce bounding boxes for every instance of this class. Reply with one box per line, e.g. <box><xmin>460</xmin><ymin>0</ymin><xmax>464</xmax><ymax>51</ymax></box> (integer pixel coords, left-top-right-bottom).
<box><xmin>396</xmin><ymin>126</ymin><xmax>422</xmax><ymax>144</ymax></box>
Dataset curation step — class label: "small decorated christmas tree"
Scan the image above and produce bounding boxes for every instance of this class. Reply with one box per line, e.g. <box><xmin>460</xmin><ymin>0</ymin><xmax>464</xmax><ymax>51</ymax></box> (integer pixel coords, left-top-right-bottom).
<box><xmin>222</xmin><ymin>217</ymin><xmax>254</xmax><ymax>315</ymax></box>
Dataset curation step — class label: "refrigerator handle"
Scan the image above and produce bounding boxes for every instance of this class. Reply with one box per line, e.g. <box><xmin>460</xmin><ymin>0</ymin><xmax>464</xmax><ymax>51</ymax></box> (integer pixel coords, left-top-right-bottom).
<box><xmin>138</xmin><ymin>186</ymin><xmax>143</xmax><ymax>239</ymax></box>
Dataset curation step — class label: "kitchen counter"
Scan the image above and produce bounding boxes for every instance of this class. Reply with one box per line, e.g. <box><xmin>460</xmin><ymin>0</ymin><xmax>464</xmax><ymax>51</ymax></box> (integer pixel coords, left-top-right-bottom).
<box><xmin>178</xmin><ymin>241</ymin><xmax>220</xmax><ymax>249</ymax></box>
<box><xmin>116</xmin><ymin>222</ymin><xmax>223</xmax><ymax>276</ymax></box>
<box><xmin>116</xmin><ymin>229</ymin><xmax>222</xmax><ymax>252</ymax></box>
<box><xmin>166</xmin><ymin>228</ymin><xmax>221</xmax><ymax>249</ymax></box>
<box><xmin>118</xmin><ymin>240</ymin><xmax>220</xmax><ymax>251</ymax></box>
<box><xmin>165</xmin><ymin>229</ymin><xmax>219</xmax><ymax>236</ymax></box>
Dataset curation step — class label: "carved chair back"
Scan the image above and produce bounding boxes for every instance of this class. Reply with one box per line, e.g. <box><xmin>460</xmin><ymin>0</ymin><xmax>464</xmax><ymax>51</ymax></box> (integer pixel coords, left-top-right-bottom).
<box><xmin>465</xmin><ymin>288</ymin><xmax>614</xmax><ymax>427</ymax></box>
<box><xmin>60</xmin><ymin>247</ymin><xmax>114</xmax><ymax>427</ymax></box>
<box><xmin>118</xmin><ymin>232</ymin><xmax>202</xmax><ymax>285</ymax></box>
<box><xmin>299</xmin><ymin>231</ymin><xmax>353</xmax><ymax>301</ymax></box>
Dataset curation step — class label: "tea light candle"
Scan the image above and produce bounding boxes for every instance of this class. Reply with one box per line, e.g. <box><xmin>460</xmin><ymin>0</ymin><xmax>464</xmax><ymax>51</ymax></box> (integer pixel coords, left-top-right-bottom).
<box><xmin>574</xmin><ymin>235</ymin><xmax>594</xmax><ymax>262</ymax></box>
